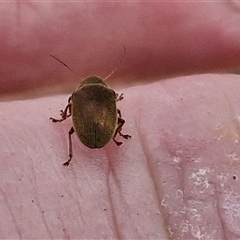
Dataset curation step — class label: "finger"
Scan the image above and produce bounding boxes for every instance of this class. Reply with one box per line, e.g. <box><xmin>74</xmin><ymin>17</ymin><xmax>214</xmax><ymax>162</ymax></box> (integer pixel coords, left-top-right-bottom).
<box><xmin>1</xmin><ymin>74</ymin><xmax>240</xmax><ymax>238</ymax></box>
<box><xmin>1</xmin><ymin>2</ymin><xmax>240</xmax><ymax>98</ymax></box>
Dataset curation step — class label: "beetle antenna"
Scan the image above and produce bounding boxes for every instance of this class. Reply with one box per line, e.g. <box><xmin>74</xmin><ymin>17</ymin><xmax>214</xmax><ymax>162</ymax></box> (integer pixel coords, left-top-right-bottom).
<box><xmin>104</xmin><ymin>46</ymin><xmax>126</xmax><ymax>81</ymax></box>
<box><xmin>50</xmin><ymin>54</ymin><xmax>74</xmax><ymax>73</ymax></box>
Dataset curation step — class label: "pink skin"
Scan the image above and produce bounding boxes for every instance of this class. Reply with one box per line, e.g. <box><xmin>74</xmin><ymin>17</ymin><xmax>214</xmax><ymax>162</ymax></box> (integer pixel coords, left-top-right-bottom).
<box><xmin>1</xmin><ymin>2</ymin><xmax>240</xmax><ymax>239</ymax></box>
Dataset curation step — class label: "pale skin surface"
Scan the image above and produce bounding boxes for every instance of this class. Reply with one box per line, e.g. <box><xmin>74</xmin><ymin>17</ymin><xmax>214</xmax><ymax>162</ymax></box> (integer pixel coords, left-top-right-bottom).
<box><xmin>1</xmin><ymin>2</ymin><xmax>240</xmax><ymax>239</ymax></box>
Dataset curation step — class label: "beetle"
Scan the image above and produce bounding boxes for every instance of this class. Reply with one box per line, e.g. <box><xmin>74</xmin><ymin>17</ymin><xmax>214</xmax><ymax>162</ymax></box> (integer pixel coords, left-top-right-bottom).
<box><xmin>50</xmin><ymin>75</ymin><xmax>131</xmax><ymax>166</ymax></box>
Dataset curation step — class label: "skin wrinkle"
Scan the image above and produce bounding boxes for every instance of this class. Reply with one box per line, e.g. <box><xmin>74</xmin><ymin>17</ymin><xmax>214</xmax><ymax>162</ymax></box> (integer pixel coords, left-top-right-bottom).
<box><xmin>179</xmin><ymin>167</ymin><xmax>188</xmax><ymax>238</ymax></box>
<box><xmin>78</xmin><ymin>159</ymin><xmax>112</xmax><ymax>236</ymax></box>
<box><xmin>101</xmin><ymin>178</ymin><xmax>118</xmax><ymax>239</ymax></box>
<box><xmin>0</xmin><ymin>188</ymin><xmax>22</xmax><ymax>239</ymax></box>
<box><xmin>62</xmin><ymin>185</ymin><xmax>85</xmax><ymax>237</ymax></box>
<box><xmin>106</xmin><ymin>146</ymin><xmax>148</xmax><ymax>239</ymax></box>
<box><xmin>57</xmin><ymin>193</ymin><xmax>68</xmax><ymax>237</ymax></box>
<box><xmin>135</xmin><ymin>118</ymin><xmax>169</xmax><ymax>236</ymax></box>
<box><xmin>147</xmin><ymin>137</ymin><xmax>183</xmax><ymax>238</ymax></box>
<box><xmin>198</xmin><ymin>142</ymin><xmax>237</xmax><ymax>236</ymax></box>
<box><xmin>182</xmin><ymin>158</ymin><xmax>216</xmax><ymax>237</ymax></box>
<box><xmin>219</xmin><ymin>81</ymin><xmax>240</xmax><ymax>139</ymax></box>
<box><xmin>96</xmin><ymin>178</ymin><xmax>115</xmax><ymax>237</ymax></box>
<box><xmin>212</xmin><ymin>143</ymin><xmax>236</xmax><ymax>235</ymax></box>
<box><xmin>100</xmin><ymin>162</ymin><xmax>118</xmax><ymax>237</ymax></box>
<box><xmin>55</xmin><ymin>198</ymin><xmax>68</xmax><ymax>239</ymax></box>
<box><xmin>106</xmin><ymin>164</ymin><xmax>121</xmax><ymax>239</ymax></box>
<box><xmin>212</xmin><ymin>182</ymin><xmax>228</xmax><ymax>239</ymax></box>
<box><xmin>29</xmin><ymin>159</ymin><xmax>53</xmax><ymax>239</ymax></box>
<box><xmin>70</xmin><ymin>169</ymin><xmax>86</xmax><ymax>227</ymax></box>
<box><xmin>107</xmin><ymin>150</ymin><xmax>139</xmax><ymax>238</ymax></box>
<box><xmin>69</xmin><ymin>186</ymin><xmax>85</xmax><ymax>234</ymax></box>
<box><xmin>173</xmin><ymin>156</ymin><xmax>186</xmax><ymax>238</ymax></box>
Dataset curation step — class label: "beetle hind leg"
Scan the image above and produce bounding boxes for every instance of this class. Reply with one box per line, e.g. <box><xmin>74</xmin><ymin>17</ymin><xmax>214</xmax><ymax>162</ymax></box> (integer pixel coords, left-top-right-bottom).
<box><xmin>118</xmin><ymin>126</ymin><xmax>131</xmax><ymax>139</ymax></box>
<box><xmin>113</xmin><ymin>109</ymin><xmax>131</xmax><ymax>146</ymax></box>
<box><xmin>116</xmin><ymin>117</ymin><xmax>131</xmax><ymax>139</ymax></box>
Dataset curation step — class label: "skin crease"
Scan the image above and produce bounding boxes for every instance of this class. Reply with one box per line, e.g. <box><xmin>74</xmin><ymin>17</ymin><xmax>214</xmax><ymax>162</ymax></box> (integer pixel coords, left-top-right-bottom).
<box><xmin>1</xmin><ymin>2</ymin><xmax>240</xmax><ymax>239</ymax></box>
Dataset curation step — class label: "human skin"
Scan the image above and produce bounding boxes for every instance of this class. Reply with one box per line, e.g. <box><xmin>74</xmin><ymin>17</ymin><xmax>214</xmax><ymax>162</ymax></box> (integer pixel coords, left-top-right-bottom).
<box><xmin>1</xmin><ymin>2</ymin><xmax>240</xmax><ymax>239</ymax></box>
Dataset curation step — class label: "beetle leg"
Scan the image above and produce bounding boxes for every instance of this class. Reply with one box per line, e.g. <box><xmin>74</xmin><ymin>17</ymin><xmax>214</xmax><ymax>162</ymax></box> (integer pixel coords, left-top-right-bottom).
<box><xmin>117</xmin><ymin>118</ymin><xmax>132</xmax><ymax>139</ymax></box>
<box><xmin>117</xmin><ymin>109</ymin><xmax>122</xmax><ymax>118</ymax></box>
<box><xmin>116</xmin><ymin>93</ymin><xmax>124</xmax><ymax>102</ymax></box>
<box><xmin>50</xmin><ymin>97</ymin><xmax>72</xmax><ymax>122</ymax></box>
<box><xmin>63</xmin><ymin>127</ymin><xmax>74</xmax><ymax>166</ymax></box>
<box><xmin>113</xmin><ymin>110</ymin><xmax>131</xmax><ymax>146</ymax></box>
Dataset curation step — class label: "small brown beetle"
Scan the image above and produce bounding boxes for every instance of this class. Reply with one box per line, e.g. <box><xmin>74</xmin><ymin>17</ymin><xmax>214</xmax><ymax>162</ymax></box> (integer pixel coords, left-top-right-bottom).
<box><xmin>50</xmin><ymin>73</ymin><xmax>131</xmax><ymax>166</ymax></box>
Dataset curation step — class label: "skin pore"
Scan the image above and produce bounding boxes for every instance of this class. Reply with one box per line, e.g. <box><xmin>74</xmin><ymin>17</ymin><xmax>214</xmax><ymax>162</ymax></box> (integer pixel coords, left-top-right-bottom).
<box><xmin>1</xmin><ymin>2</ymin><xmax>240</xmax><ymax>239</ymax></box>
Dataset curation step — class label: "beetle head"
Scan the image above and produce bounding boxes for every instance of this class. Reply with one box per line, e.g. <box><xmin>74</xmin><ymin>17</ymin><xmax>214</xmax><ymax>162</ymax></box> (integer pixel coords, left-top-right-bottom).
<box><xmin>78</xmin><ymin>75</ymin><xmax>109</xmax><ymax>90</ymax></box>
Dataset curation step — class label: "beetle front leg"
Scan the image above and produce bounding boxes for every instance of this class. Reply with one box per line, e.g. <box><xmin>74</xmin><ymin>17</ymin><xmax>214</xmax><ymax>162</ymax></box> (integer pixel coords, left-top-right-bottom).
<box><xmin>116</xmin><ymin>93</ymin><xmax>124</xmax><ymax>102</ymax></box>
<box><xmin>50</xmin><ymin>96</ymin><xmax>72</xmax><ymax>123</ymax></box>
